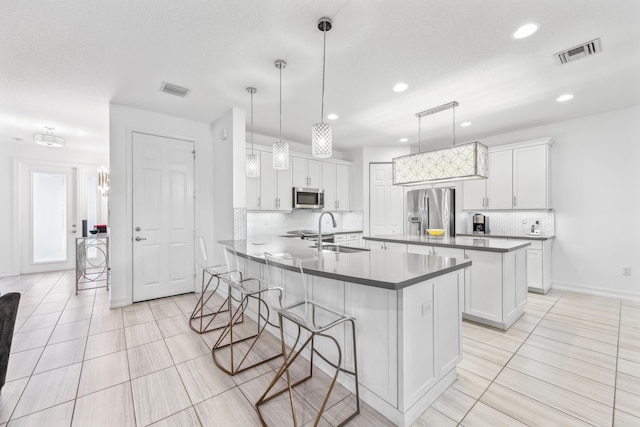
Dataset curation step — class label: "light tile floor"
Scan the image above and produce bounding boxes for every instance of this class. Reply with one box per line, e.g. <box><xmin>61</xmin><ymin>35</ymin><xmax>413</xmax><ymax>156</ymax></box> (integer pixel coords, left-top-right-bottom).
<box><xmin>1</xmin><ymin>270</ymin><xmax>638</xmax><ymax>426</ymax></box>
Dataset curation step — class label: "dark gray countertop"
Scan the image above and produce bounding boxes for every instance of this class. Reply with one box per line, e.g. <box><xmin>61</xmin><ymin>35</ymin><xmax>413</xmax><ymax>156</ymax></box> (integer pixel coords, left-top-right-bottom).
<box><xmin>364</xmin><ymin>234</ymin><xmax>531</xmax><ymax>252</ymax></box>
<box><xmin>218</xmin><ymin>236</ymin><xmax>470</xmax><ymax>291</ymax></box>
<box><xmin>456</xmin><ymin>233</ymin><xmax>555</xmax><ymax>241</ymax></box>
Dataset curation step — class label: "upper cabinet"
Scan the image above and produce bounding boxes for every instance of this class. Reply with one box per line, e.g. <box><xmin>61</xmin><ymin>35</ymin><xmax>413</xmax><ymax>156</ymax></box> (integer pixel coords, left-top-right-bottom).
<box><xmin>292</xmin><ymin>156</ymin><xmax>322</xmax><ymax>189</ymax></box>
<box><xmin>246</xmin><ymin>150</ymin><xmax>292</xmax><ymax>211</ymax></box>
<box><xmin>462</xmin><ymin>138</ymin><xmax>553</xmax><ymax>210</ymax></box>
<box><xmin>246</xmin><ymin>148</ymin><xmax>351</xmax><ymax>212</ymax></box>
<box><xmin>323</xmin><ymin>162</ymin><xmax>350</xmax><ymax>211</ymax></box>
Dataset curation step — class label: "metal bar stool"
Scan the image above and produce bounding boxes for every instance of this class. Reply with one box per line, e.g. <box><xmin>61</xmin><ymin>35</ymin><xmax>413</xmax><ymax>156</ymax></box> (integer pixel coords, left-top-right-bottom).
<box><xmin>189</xmin><ymin>236</ymin><xmax>231</xmax><ymax>334</ymax></box>
<box><xmin>211</xmin><ymin>243</ymin><xmax>283</xmax><ymax>375</ymax></box>
<box><xmin>257</xmin><ymin>252</ymin><xmax>360</xmax><ymax>427</ymax></box>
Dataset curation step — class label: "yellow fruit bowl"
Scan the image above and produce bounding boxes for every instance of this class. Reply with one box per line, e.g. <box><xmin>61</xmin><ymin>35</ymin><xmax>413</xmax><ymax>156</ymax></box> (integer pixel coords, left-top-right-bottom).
<box><xmin>426</xmin><ymin>229</ymin><xmax>445</xmax><ymax>236</ymax></box>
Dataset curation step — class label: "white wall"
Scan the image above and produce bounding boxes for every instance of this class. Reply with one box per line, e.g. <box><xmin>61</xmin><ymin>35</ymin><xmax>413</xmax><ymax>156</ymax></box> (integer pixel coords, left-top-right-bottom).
<box><xmin>109</xmin><ymin>104</ymin><xmax>236</xmax><ymax>307</ymax></box>
<box><xmin>479</xmin><ymin>104</ymin><xmax>640</xmax><ymax>299</ymax></box>
<box><xmin>0</xmin><ymin>142</ymin><xmax>107</xmax><ymax>277</ymax></box>
<box><xmin>344</xmin><ymin>146</ymin><xmax>411</xmax><ymax>235</ymax></box>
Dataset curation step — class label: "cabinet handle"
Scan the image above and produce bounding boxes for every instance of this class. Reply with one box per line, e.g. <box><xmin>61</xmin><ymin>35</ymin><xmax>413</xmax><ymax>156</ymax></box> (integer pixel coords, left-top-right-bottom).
<box><xmin>486</xmin><ymin>197</ymin><xmax>489</xmax><ymax>208</ymax></box>
<box><xmin>513</xmin><ymin>195</ymin><xmax>517</xmax><ymax>207</ymax></box>
<box><xmin>258</xmin><ymin>196</ymin><xmax>261</xmax><ymax>208</ymax></box>
<box><xmin>482</xmin><ymin>197</ymin><xmax>485</xmax><ymax>208</ymax></box>
<box><xmin>337</xmin><ymin>200</ymin><xmax>340</xmax><ymax>209</ymax></box>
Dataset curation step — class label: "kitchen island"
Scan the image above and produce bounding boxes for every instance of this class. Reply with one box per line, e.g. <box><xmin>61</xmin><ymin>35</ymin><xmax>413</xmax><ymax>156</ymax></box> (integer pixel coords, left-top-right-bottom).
<box><xmin>364</xmin><ymin>235</ymin><xmax>530</xmax><ymax>331</ymax></box>
<box><xmin>219</xmin><ymin>237</ymin><xmax>470</xmax><ymax>427</ymax></box>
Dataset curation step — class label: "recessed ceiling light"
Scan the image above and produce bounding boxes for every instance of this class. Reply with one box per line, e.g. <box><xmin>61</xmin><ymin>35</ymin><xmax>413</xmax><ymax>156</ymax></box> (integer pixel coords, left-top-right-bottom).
<box><xmin>460</xmin><ymin>122</ymin><xmax>472</xmax><ymax>127</ymax></box>
<box><xmin>393</xmin><ymin>83</ymin><xmax>408</xmax><ymax>92</ymax></box>
<box><xmin>513</xmin><ymin>23</ymin><xmax>538</xmax><ymax>39</ymax></box>
<box><xmin>399</xmin><ymin>138</ymin><xmax>408</xmax><ymax>142</ymax></box>
<box><xmin>556</xmin><ymin>94</ymin><xmax>574</xmax><ymax>102</ymax></box>
<box><xmin>327</xmin><ymin>113</ymin><xmax>339</xmax><ymax>120</ymax></box>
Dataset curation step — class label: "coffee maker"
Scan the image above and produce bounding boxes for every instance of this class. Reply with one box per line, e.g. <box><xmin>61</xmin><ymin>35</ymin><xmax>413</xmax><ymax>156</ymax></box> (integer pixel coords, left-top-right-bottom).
<box><xmin>473</xmin><ymin>214</ymin><xmax>489</xmax><ymax>234</ymax></box>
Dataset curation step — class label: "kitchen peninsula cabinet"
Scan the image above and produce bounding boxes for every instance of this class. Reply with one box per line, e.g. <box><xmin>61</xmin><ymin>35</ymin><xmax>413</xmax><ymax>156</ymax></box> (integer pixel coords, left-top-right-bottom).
<box><xmin>462</xmin><ymin>138</ymin><xmax>553</xmax><ymax>210</ymax></box>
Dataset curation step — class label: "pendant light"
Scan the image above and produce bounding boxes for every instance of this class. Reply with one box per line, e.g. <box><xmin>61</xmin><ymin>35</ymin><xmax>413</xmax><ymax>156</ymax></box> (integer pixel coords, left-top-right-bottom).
<box><xmin>272</xmin><ymin>59</ymin><xmax>289</xmax><ymax>170</ymax></box>
<box><xmin>392</xmin><ymin>101</ymin><xmax>489</xmax><ymax>185</ymax></box>
<box><xmin>312</xmin><ymin>17</ymin><xmax>333</xmax><ymax>159</ymax></box>
<box><xmin>245</xmin><ymin>87</ymin><xmax>260</xmax><ymax>177</ymax></box>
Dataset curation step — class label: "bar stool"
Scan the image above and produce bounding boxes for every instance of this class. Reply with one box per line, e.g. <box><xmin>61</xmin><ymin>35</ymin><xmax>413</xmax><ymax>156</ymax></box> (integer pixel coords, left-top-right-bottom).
<box><xmin>211</xmin><ymin>243</ymin><xmax>283</xmax><ymax>375</ymax></box>
<box><xmin>189</xmin><ymin>236</ymin><xmax>230</xmax><ymax>334</ymax></box>
<box><xmin>257</xmin><ymin>252</ymin><xmax>360</xmax><ymax>427</ymax></box>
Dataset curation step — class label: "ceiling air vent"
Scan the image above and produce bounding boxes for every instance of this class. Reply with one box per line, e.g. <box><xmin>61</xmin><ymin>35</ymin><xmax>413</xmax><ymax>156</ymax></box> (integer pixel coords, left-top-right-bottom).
<box><xmin>160</xmin><ymin>82</ymin><xmax>190</xmax><ymax>97</ymax></box>
<box><xmin>555</xmin><ymin>38</ymin><xmax>602</xmax><ymax>65</ymax></box>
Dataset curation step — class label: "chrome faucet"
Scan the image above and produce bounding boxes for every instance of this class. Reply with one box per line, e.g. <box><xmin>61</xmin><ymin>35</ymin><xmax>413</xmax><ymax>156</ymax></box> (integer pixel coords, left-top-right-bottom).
<box><xmin>317</xmin><ymin>211</ymin><xmax>337</xmax><ymax>251</ymax></box>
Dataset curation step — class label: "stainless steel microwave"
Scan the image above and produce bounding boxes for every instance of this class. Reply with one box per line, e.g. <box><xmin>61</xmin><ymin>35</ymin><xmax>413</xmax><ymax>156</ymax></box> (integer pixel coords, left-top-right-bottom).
<box><xmin>292</xmin><ymin>187</ymin><xmax>324</xmax><ymax>209</ymax></box>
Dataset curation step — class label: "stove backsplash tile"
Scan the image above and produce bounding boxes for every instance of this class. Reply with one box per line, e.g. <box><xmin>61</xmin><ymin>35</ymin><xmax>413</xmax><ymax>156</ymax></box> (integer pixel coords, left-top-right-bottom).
<box><xmin>248</xmin><ymin>210</ymin><xmax>363</xmax><ymax>237</ymax></box>
<box><xmin>464</xmin><ymin>210</ymin><xmax>555</xmax><ymax>237</ymax></box>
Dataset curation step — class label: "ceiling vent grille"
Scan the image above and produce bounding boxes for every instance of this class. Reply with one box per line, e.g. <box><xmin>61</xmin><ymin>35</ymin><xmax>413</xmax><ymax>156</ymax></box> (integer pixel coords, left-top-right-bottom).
<box><xmin>160</xmin><ymin>82</ymin><xmax>190</xmax><ymax>97</ymax></box>
<box><xmin>555</xmin><ymin>38</ymin><xmax>602</xmax><ymax>65</ymax></box>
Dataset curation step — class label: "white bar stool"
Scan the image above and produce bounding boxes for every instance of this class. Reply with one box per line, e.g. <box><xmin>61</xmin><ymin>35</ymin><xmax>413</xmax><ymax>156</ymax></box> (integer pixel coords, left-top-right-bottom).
<box><xmin>257</xmin><ymin>252</ymin><xmax>360</xmax><ymax>427</ymax></box>
<box><xmin>211</xmin><ymin>243</ymin><xmax>283</xmax><ymax>375</ymax></box>
<box><xmin>189</xmin><ymin>236</ymin><xmax>230</xmax><ymax>334</ymax></box>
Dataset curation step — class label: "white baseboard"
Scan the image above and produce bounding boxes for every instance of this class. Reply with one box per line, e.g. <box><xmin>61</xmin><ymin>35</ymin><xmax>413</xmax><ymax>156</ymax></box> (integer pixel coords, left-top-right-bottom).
<box><xmin>552</xmin><ymin>281</ymin><xmax>640</xmax><ymax>302</ymax></box>
<box><xmin>110</xmin><ymin>296</ymin><xmax>131</xmax><ymax>308</ymax></box>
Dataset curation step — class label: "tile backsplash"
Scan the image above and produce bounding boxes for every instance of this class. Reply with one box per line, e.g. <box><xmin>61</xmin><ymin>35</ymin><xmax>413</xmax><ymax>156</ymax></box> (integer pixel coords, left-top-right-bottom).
<box><xmin>461</xmin><ymin>210</ymin><xmax>555</xmax><ymax>237</ymax></box>
<box><xmin>248</xmin><ymin>210</ymin><xmax>363</xmax><ymax>237</ymax></box>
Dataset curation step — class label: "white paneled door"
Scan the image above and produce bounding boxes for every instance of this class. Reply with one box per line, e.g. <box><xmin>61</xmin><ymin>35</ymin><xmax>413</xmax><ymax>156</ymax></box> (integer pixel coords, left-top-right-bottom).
<box><xmin>369</xmin><ymin>163</ymin><xmax>403</xmax><ymax>235</ymax></box>
<box><xmin>132</xmin><ymin>132</ymin><xmax>195</xmax><ymax>302</ymax></box>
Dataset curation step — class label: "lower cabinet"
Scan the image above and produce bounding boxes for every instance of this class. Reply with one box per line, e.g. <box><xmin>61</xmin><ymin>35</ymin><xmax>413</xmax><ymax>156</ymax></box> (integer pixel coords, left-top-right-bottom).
<box><xmin>464</xmin><ymin>249</ymin><xmax>527</xmax><ymax>330</ymax></box>
<box><xmin>521</xmin><ymin>239</ymin><xmax>553</xmax><ymax>294</ymax></box>
<box><xmin>334</xmin><ymin>232</ymin><xmax>363</xmax><ymax>247</ymax></box>
<box><xmin>364</xmin><ymin>240</ymin><xmax>407</xmax><ymax>252</ymax></box>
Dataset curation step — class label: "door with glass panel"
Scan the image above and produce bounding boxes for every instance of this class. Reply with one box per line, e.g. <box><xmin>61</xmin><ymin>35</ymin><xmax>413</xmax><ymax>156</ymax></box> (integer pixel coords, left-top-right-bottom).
<box><xmin>20</xmin><ymin>165</ymin><xmax>78</xmax><ymax>273</ymax></box>
<box><xmin>132</xmin><ymin>132</ymin><xmax>195</xmax><ymax>302</ymax></box>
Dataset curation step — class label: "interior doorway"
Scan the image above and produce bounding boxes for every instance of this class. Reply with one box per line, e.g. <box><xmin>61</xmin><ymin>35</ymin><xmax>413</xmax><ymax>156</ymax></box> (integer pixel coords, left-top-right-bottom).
<box><xmin>131</xmin><ymin>132</ymin><xmax>195</xmax><ymax>302</ymax></box>
<box><xmin>369</xmin><ymin>163</ymin><xmax>404</xmax><ymax>236</ymax></box>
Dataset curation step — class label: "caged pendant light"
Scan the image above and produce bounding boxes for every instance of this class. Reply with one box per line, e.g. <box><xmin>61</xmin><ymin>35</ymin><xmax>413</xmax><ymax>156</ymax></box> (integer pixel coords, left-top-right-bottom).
<box><xmin>272</xmin><ymin>60</ymin><xmax>289</xmax><ymax>170</ymax></box>
<box><xmin>392</xmin><ymin>101</ymin><xmax>489</xmax><ymax>185</ymax></box>
<box><xmin>312</xmin><ymin>17</ymin><xmax>333</xmax><ymax>159</ymax></box>
<box><xmin>246</xmin><ymin>87</ymin><xmax>260</xmax><ymax>177</ymax></box>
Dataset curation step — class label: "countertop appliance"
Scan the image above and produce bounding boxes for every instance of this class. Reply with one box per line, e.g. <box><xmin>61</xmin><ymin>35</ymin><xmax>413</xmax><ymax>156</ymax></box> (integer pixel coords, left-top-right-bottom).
<box><xmin>472</xmin><ymin>213</ymin><xmax>489</xmax><ymax>234</ymax></box>
<box><xmin>292</xmin><ymin>188</ymin><xmax>324</xmax><ymax>209</ymax></box>
<box><xmin>406</xmin><ymin>188</ymin><xmax>455</xmax><ymax>237</ymax></box>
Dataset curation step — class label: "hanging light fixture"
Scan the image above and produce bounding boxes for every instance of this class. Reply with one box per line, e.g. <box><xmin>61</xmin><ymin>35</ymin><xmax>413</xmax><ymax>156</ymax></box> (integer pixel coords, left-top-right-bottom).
<box><xmin>392</xmin><ymin>101</ymin><xmax>489</xmax><ymax>185</ymax></box>
<box><xmin>34</xmin><ymin>126</ymin><xmax>65</xmax><ymax>148</ymax></box>
<box><xmin>245</xmin><ymin>87</ymin><xmax>260</xmax><ymax>177</ymax></box>
<box><xmin>97</xmin><ymin>166</ymin><xmax>110</xmax><ymax>200</ymax></box>
<box><xmin>272</xmin><ymin>59</ymin><xmax>289</xmax><ymax>170</ymax></box>
<box><xmin>312</xmin><ymin>17</ymin><xmax>333</xmax><ymax>159</ymax></box>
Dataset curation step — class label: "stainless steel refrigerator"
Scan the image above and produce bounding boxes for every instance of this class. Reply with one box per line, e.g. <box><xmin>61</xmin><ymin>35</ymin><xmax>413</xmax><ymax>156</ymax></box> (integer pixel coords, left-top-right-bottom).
<box><xmin>406</xmin><ymin>188</ymin><xmax>455</xmax><ymax>237</ymax></box>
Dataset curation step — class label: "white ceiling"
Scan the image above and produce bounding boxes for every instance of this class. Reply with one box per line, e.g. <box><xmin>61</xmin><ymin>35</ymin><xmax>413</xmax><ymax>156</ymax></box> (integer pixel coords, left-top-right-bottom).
<box><xmin>1</xmin><ymin>0</ymin><xmax>639</xmax><ymax>154</ymax></box>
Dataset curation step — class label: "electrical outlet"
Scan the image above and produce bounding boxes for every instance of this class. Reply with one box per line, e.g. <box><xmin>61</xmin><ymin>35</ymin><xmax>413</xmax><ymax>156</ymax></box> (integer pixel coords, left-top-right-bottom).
<box><xmin>622</xmin><ymin>266</ymin><xmax>631</xmax><ymax>276</ymax></box>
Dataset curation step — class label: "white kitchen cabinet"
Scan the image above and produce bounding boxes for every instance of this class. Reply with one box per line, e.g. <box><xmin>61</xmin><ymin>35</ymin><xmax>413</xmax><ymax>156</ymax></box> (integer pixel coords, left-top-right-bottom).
<box><xmin>365</xmin><ymin>240</ymin><xmax>406</xmax><ymax>252</ymax></box>
<box><xmin>461</xmin><ymin>178</ymin><xmax>486</xmax><ymax>210</ymax></box>
<box><xmin>334</xmin><ymin>232</ymin><xmax>362</xmax><ymax>247</ymax></box>
<box><xmin>260</xmin><ymin>151</ymin><xmax>291</xmax><ymax>211</ymax></box>
<box><xmin>463</xmin><ymin>248</ymin><xmax>527</xmax><ymax>329</ymax></box>
<box><xmin>513</xmin><ymin>144</ymin><xmax>551</xmax><ymax>209</ymax></box>
<box><xmin>462</xmin><ymin>138</ymin><xmax>553</xmax><ymax>210</ymax></box>
<box><xmin>292</xmin><ymin>156</ymin><xmax>322</xmax><ymax>189</ymax></box>
<box><xmin>515</xmin><ymin>238</ymin><xmax>553</xmax><ymax>294</ymax></box>
<box><xmin>486</xmin><ymin>150</ymin><xmax>513</xmax><ymax>209</ymax></box>
<box><xmin>246</xmin><ymin>149</ymin><xmax>261</xmax><ymax>210</ymax></box>
<box><xmin>323</xmin><ymin>162</ymin><xmax>351</xmax><ymax>211</ymax></box>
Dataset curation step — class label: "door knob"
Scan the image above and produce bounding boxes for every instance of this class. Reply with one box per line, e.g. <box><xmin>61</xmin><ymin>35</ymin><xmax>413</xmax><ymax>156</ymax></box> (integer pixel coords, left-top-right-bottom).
<box><xmin>69</xmin><ymin>230</ymin><xmax>77</xmax><ymax>234</ymax></box>
<box><xmin>135</xmin><ymin>226</ymin><xmax>141</xmax><ymax>231</ymax></box>
<box><xmin>135</xmin><ymin>236</ymin><xmax>147</xmax><ymax>241</ymax></box>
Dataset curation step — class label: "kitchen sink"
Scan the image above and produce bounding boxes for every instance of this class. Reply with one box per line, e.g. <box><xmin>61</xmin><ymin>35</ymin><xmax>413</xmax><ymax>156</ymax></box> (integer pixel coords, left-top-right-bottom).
<box><xmin>309</xmin><ymin>244</ymin><xmax>370</xmax><ymax>254</ymax></box>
